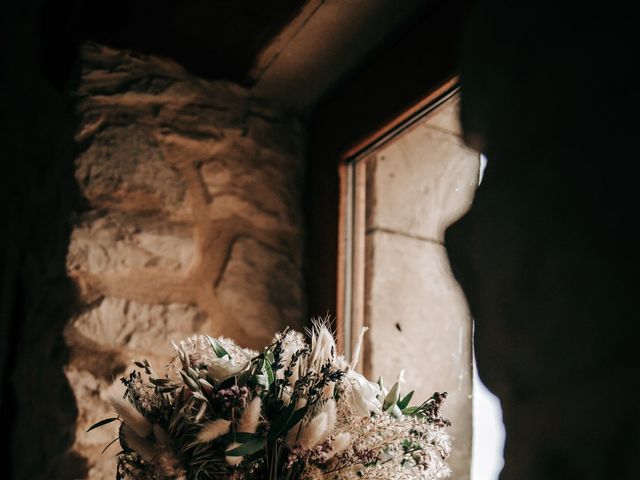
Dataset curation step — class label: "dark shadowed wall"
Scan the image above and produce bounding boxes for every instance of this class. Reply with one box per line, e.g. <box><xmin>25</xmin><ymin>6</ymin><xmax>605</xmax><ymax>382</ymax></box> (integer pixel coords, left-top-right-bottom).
<box><xmin>448</xmin><ymin>2</ymin><xmax>639</xmax><ymax>479</ymax></box>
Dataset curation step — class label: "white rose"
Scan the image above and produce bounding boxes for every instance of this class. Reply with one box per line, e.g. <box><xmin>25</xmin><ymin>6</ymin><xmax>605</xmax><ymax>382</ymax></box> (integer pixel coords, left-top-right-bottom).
<box><xmin>207</xmin><ymin>355</ymin><xmax>248</xmax><ymax>383</ymax></box>
<box><xmin>345</xmin><ymin>369</ymin><xmax>382</xmax><ymax>417</ymax></box>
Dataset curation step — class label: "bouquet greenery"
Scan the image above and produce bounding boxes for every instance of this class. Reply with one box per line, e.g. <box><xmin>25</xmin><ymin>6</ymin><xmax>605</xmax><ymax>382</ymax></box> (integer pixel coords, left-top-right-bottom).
<box><xmin>91</xmin><ymin>322</ymin><xmax>451</xmax><ymax>479</ymax></box>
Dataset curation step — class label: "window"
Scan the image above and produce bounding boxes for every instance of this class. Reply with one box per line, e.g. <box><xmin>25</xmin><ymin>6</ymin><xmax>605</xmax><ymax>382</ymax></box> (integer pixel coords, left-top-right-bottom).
<box><xmin>338</xmin><ymin>90</ymin><xmax>504</xmax><ymax>479</ymax></box>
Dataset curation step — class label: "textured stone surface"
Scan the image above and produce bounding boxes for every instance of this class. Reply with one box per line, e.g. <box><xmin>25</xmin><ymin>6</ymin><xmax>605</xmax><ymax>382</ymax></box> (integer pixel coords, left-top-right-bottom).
<box><xmin>363</xmin><ymin>94</ymin><xmax>477</xmax><ymax>479</ymax></box>
<box><xmin>67</xmin><ymin>211</ymin><xmax>195</xmax><ymax>275</ymax></box>
<box><xmin>218</xmin><ymin>237</ymin><xmax>305</xmax><ymax>342</ymax></box>
<box><xmin>199</xmin><ymin>137</ymin><xmax>303</xmax><ymax>230</ymax></box>
<box><xmin>365</xmin><ymin>231</ymin><xmax>472</xmax><ymax>477</ymax></box>
<box><xmin>75</xmin><ymin>125</ymin><xmax>187</xmax><ymax>214</ymax></box>
<box><xmin>368</xmin><ymin>125</ymin><xmax>479</xmax><ymax>242</ymax></box>
<box><xmin>64</xmin><ymin>367</ymin><xmax>134</xmax><ymax>480</ymax></box>
<box><xmin>423</xmin><ymin>95</ymin><xmax>463</xmax><ymax>136</ymax></box>
<box><xmin>64</xmin><ymin>43</ymin><xmax>307</xmax><ymax>477</ymax></box>
<box><xmin>66</xmin><ymin>298</ymin><xmax>204</xmax><ymax>352</ymax></box>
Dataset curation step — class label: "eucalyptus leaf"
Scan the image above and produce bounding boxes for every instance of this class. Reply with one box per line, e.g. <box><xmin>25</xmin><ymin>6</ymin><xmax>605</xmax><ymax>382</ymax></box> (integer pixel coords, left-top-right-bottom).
<box><xmin>268</xmin><ymin>405</ymin><xmax>308</xmax><ymax>439</ymax></box>
<box><xmin>236</xmin><ymin>369</ymin><xmax>252</xmax><ymax>387</ymax></box>
<box><xmin>388</xmin><ymin>403</ymin><xmax>403</xmax><ymax>418</ymax></box>
<box><xmin>267</xmin><ymin>403</ymin><xmax>295</xmax><ymax>438</ymax></box>
<box><xmin>219</xmin><ymin>432</ymin><xmax>261</xmax><ymax>443</ymax></box>
<box><xmin>225</xmin><ymin>438</ymin><xmax>265</xmax><ymax>457</ymax></box>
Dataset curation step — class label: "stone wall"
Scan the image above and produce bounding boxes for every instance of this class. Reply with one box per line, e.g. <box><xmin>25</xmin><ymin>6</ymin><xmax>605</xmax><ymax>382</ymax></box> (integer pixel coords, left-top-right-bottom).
<box><xmin>64</xmin><ymin>44</ymin><xmax>306</xmax><ymax>478</ymax></box>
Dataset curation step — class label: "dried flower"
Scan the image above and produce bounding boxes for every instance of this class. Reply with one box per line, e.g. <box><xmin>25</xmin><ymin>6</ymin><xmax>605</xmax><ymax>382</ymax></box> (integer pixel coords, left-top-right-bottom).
<box><xmin>238</xmin><ymin>396</ymin><xmax>261</xmax><ymax>434</ymax></box>
<box><xmin>122</xmin><ymin>424</ymin><xmax>155</xmax><ymax>462</ymax></box>
<box><xmin>195</xmin><ymin>419</ymin><xmax>231</xmax><ymax>444</ymax></box>
<box><xmin>300</xmin><ymin>411</ymin><xmax>328</xmax><ymax>448</ymax></box>
<box><xmin>110</xmin><ymin>396</ymin><xmax>152</xmax><ymax>438</ymax></box>
<box><xmin>94</xmin><ymin>325</ymin><xmax>451</xmax><ymax>480</ymax></box>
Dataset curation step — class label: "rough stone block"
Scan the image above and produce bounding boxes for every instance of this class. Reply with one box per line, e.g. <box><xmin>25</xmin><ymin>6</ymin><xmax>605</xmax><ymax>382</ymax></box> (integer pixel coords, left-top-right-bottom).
<box><xmin>67</xmin><ymin>298</ymin><xmax>205</xmax><ymax>353</ymax></box>
<box><xmin>368</xmin><ymin>126</ymin><xmax>479</xmax><ymax>242</ymax></box>
<box><xmin>67</xmin><ymin>212</ymin><xmax>195</xmax><ymax>275</ymax></box>
<box><xmin>65</xmin><ymin>366</ymin><xmax>130</xmax><ymax>480</ymax></box>
<box><xmin>217</xmin><ymin>237</ymin><xmax>305</xmax><ymax>344</ymax></box>
<box><xmin>423</xmin><ymin>95</ymin><xmax>463</xmax><ymax>136</ymax></box>
<box><xmin>365</xmin><ymin>230</ymin><xmax>472</xmax><ymax>480</ymax></box>
<box><xmin>200</xmin><ymin>138</ymin><xmax>302</xmax><ymax>228</ymax></box>
<box><xmin>75</xmin><ymin>124</ymin><xmax>187</xmax><ymax>214</ymax></box>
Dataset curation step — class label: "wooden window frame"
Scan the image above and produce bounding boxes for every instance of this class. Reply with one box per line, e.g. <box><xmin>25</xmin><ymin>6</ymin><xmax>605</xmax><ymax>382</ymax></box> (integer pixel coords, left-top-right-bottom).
<box><xmin>305</xmin><ymin>0</ymin><xmax>469</xmax><ymax>355</ymax></box>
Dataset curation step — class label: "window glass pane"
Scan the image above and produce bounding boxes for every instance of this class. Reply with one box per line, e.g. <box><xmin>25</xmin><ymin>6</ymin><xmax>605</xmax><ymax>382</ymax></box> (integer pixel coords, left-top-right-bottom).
<box><xmin>347</xmin><ymin>93</ymin><xmax>483</xmax><ymax>479</ymax></box>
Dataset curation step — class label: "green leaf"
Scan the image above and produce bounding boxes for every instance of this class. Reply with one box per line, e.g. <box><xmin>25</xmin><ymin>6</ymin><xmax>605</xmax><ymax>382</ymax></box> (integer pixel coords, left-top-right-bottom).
<box><xmin>397</xmin><ymin>390</ymin><xmax>414</xmax><ymax>410</ymax></box>
<box><xmin>401</xmin><ymin>406</ymin><xmax>420</xmax><ymax>416</ymax></box>
<box><xmin>225</xmin><ymin>438</ymin><xmax>265</xmax><ymax>457</ymax></box>
<box><xmin>206</xmin><ymin>336</ymin><xmax>230</xmax><ymax>358</ymax></box>
<box><xmin>263</xmin><ymin>351</ymin><xmax>275</xmax><ymax>387</ymax></box>
<box><xmin>87</xmin><ymin>417</ymin><xmax>118</xmax><ymax>432</ymax></box>
<box><xmin>268</xmin><ymin>403</ymin><xmax>295</xmax><ymax>438</ymax></box>
<box><xmin>268</xmin><ymin>405</ymin><xmax>308</xmax><ymax>439</ymax></box>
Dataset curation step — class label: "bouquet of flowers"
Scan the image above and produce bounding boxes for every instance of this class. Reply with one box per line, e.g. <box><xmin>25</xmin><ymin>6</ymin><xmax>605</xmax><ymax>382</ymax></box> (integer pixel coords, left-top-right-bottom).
<box><xmin>91</xmin><ymin>322</ymin><xmax>451</xmax><ymax>479</ymax></box>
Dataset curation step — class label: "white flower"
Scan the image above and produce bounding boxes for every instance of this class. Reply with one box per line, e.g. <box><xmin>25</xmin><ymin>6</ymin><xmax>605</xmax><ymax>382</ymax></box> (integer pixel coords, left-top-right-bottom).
<box><xmin>345</xmin><ymin>369</ymin><xmax>382</xmax><ymax>417</ymax></box>
<box><xmin>207</xmin><ymin>354</ymin><xmax>248</xmax><ymax>383</ymax></box>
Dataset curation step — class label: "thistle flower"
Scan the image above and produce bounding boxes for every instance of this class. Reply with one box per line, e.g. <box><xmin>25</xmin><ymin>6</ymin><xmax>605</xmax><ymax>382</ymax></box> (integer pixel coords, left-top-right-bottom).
<box><xmin>110</xmin><ymin>396</ymin><xmax>152</xmax><ymax>438</ymax></box>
